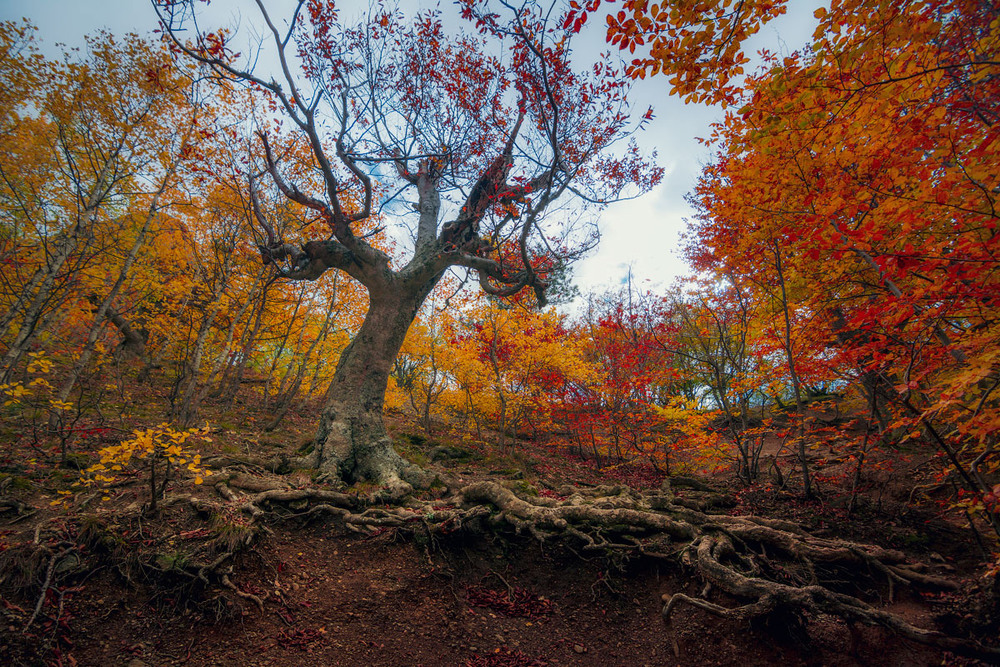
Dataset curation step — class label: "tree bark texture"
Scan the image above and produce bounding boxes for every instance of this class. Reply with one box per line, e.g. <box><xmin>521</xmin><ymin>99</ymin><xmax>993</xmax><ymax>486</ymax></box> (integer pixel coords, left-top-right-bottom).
<box><xmin>309</xmin><ymin>274</ymin><xmax>442</xmax><ymax>486</ymax></box>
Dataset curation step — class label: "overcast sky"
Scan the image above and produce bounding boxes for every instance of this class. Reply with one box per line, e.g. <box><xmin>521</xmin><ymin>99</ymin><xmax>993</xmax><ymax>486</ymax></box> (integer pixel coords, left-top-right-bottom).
<box><xmin>2</xmin><ymin>0</ymin><xmax>823</xmax><ymax>298</ymax></box>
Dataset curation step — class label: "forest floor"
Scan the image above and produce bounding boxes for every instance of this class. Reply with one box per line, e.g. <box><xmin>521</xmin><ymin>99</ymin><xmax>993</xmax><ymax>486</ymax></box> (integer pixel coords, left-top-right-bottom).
<box><xmin>0</xmin><ymin>405</ymin><xmax>996</xmax><ymax>666</ymax></box>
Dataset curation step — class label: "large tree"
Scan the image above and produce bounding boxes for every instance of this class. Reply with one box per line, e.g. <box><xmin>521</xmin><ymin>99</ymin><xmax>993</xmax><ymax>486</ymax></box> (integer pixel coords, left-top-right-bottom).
<box><xmin>154</xmin><ymin>0</ymin><xmax>665</xmax><ymax>489</ymax></box>
<box><xmin>154</xmin><ymin>0</ymin><xmax>788</xmax><ymax>490</ymax></box>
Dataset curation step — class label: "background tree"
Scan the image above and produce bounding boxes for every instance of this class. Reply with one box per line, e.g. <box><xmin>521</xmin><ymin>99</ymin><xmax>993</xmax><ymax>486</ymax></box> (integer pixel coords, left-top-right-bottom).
<box><xmin>688</xmin><ymin>0</ymin><xmax>1000</xmax><ymax>528</ymax></box>
<box><xmin>0</xmin><ymin>29</ymin><xmax>201</xmax><ymax>383</ymax></box>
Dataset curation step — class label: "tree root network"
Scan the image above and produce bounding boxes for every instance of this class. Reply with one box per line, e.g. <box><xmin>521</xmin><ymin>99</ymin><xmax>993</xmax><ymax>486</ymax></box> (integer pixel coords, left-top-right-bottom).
<box><xmin>200</xmin><ymin>475</ymin><xmax>998</xmax><ymax>662</ymax></box>
<box><xmin>3</xmin><ymin>471</ymin><xmax>997</xmax><ymax>662</ymax></box>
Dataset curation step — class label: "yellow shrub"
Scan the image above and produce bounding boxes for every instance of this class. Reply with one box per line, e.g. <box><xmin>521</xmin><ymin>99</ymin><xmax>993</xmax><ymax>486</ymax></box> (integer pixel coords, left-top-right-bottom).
<box><xmin>84</xmin><ymin>423</ymin><xmax>209</xmax><ymax>488</ymax></box>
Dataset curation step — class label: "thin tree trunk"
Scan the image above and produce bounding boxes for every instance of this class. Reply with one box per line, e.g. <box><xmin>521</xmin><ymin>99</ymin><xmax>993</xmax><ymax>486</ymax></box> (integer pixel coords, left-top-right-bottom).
<box><xmin>465</xmin><ymin>384</ymin><xmax>483</xmax><ymax>441</ymax></box>
<box><xmin>0</xmin><ymin>159</ymin><xmax>114</xmax><ymax>381</ymax></box>
<box><xmin>55</xmin><ymin>177</ymin><xmax>175</xmax><ymax>406</ymax></box>
<box><xmin>773</xmin><ymin>244</ymin><xmax>812</xmax><ymax>499</ymax></box>
<box><xmin>270</xmin><ymin>287</ymin><xmax>312</xmax><ymax>407</ymax></box>
<box><xmin>848</xmin><ymin>396</ymin><xmax>877</xmax><ymax>515</ymax></box>
<box><xmin>219</xmin><ymin>279</ymin><xmax>274</xmax><ymax>405</ymax></box>
<box><xmin>259</xmin><ymin>284</ymin><xmax>307</xmax><ymax>406</ymax></box>
<box><xmin>172</xmin><ymin>301</ymin><xmax>223</xmax><ymax>425</ymax></box>
<box><xmin>172</xmin><ymin>263</ymin><xmax>231</xmax><ymax>425</ymax></box>
<box><xmin>0</xmin><ymin>263</ymin><xmax>48</xmax><ymax>342</ymax></box>
<box><xmin>306</xmin><ymin>358</ymin><xmax>328</xmax><ymax>397</ymax></box>
<box><xmin>198</xmin><ymin>265</ymin><xmax>267</xmax><ymax>402</ymax></box>
<box><xmin>266</xmin><ymin>287</ymin><xmax>339</xmax><ymax>431</ymax></box>
<box><xmin>138</xmin><ymin>294</ymin><xmax>192</xmax><ymax>382</ymax></box>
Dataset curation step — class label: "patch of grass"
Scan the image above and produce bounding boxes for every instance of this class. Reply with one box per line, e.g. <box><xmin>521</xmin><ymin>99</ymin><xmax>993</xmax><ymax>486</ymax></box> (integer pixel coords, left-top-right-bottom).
<box><xmin>347</xmin><ymin>480</ymin><xmax>380</xmax><ymax>497</ymax></box>
<box><xmin>78</xmin><ymin>516</ymin><xmax>126</xmax><ymax>554</ymax></box>
<box><xmin>396</xmin><ymin>440</ymin><xmax>429</xmax><ymax>467</ymax></box>
<box><xmin>0</xmin><ymin>473</ymin><xmax>32</xmax><ymax>491</ymax></box>
<box><xmin>44</xmin><ymin>468</ymin><xmax>81</xmax><ymax>491</ymax></box>
<box><xmin>210</xmin><ymin>513</ymin><xmax>260</xmax><ymax>554</ymax></box>
<box><xmin>154</xmin><ymin>551</ymin><xmax>190</xmax><ymax>571</ymax></box>
<box><xmin>258</xmin><ymin>438</ymin><xmax>286</xmax><ymax>450</ymax></box>
<box><xmin>400</xmin><ymin>432</ymin><xmax>429</xmax><ymax>448</ymax></box>
<box><xmin>893</xmin><ymin>530</ymin><xmax>932</xmax><ymax>550</ymax></box>
<box><xmin>503</xmin><ymin>479</ymin><xmax>539</xmax><ymax>497</ymax></box>
<box><xmin>58</xmin><ymin>453</ymin><xmax>91</xmax><ymax>470</ymax></box>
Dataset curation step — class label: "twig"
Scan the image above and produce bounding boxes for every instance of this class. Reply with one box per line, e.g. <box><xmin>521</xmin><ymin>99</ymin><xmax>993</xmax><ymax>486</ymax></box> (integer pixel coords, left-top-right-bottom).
<box><xmin>221</xmin><ymin>573</ymin><xmax>264</xmax><ymax>611</ymax></box>
<box><xmin>24</xmin><ymin>545</ymin><xmax>74</xmax><ymax>631</ymax></box>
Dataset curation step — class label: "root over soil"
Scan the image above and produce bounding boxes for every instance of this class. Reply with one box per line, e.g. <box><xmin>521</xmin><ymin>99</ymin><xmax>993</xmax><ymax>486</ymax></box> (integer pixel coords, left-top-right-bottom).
<box><xmin>213</xmin><ymin>476</ymin><xmax>997</xmax><ymax>661</ymax></box>
<box><xmin>3</xmin><ymin>471</ymin><xmax>997</xmax><ymax>664</ymax></box>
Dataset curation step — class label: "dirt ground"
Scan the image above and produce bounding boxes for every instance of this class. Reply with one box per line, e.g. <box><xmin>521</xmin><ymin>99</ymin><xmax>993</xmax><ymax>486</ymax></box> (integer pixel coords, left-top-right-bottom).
<box><xmin>0</xmin><ymin>413</ymin><xmax>995</xmax><ymax>667</ymax></box>
<box><xmin>5</xmin><ymin>520</ymin><xmax>958</xmax><ymax>667</ymax></box>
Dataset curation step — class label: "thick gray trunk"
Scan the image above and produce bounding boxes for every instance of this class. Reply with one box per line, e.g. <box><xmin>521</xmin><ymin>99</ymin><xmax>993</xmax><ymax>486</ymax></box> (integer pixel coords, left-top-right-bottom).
<box><xmin>310</xmin><ymin>274</ymin><xmax>440</xmax><ymax>487</ymax></box>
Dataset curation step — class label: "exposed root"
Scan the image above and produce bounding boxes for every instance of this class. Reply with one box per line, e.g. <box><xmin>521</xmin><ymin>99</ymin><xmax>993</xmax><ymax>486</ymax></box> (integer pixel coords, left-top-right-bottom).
<box><xmin>196</xmin><ymin>552</ymin><xmax>234</xmax><ymax>585</ymax></box>
<box><xmin>0</xmin><ymin>497</ymin><xmax>29</xmax><ymax>517</ymax></box>
<box><xmin>7</xmin><ymin>473</ymin><xmax>995</xmax><ymax>661</ymax></box>
<box><xmin>23</xmin><ymin>542</ymin><xmax>76</xmax><ymax>631</ymax></box>
<box><xmin>217</xmin><ymin>477</ymin><xmax>993</xmax><ymax>661</ymax></box>
<box><xmin>662</xmin><ymin>591</ymin><xmax>778</xmax><ymax>623</ymax></box>
<box><xmin>0</xmin><ymin>476</ymin><xmax>29</xmax><ymax>517</ymax></box>
<box><xmin>227</xmin><ymin>474</ymin><xmax>290</xmax><ymax>493</ymax></box>
<box><xmin>221</xmin><ymin>573</ymin><xmax>264</xmax><ymax>611</ymax></box>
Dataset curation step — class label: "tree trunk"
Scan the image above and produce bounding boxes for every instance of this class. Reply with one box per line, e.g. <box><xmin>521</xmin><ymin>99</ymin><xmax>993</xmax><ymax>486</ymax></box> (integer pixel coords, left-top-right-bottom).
<box><xmin>55</xmin><ymin>212</ymin><xmax>160</xmax><ymax>407</ymax></box>
<box><xmin>773</xmin><ymin>244</ymin><xmax>813</xmax><ymax>499</ymax></box>
<box><xmin>219</xmin><ymin>280</ymin><xmax>271</xmax><ymax>406</ymax></box>
<box><xmin>137</xmin><ymin>294</ymin><xmax>192</xmax><ymax>382</ymax></box>
<box><xmin>199</xmin><ymin>265</ymin><xmax>267</xmax><ymax>401</ymax></box>
<box><xmin>308</xmin><ymin>275</ymin><xmax>440</xmax><ymax>488</ymax></box>
<box><xmin>267</xmin><ymin>284</ymin><xmax>310</xmax><ymax>409</ymax></box>
<box><xmin>0</xmin><ymin>155</ymin><xmax>116</xmax><ymax>382</ymax></box>
<box><xmin>465</xmin><ymin>384</ymin><xmax>483</xmax><ymax>442</ymax></box>
<box><xmin>104</xmin><ymin>305</ymin><xmax>148</xmax><ymax>358</ymax></box>
<box><xmin>266</xmin><ymin>288</ymin><xmax>339</xmax><ymax>432</ymax></box>
<box><xmin>0</xmin><ymin>227</ymin><xmax>82</xmax><ymax>382</ymax></box>
<box><xmin>171</xmin><ymin>298</ymin><xmax>224</xmax><ymax>426</ymax></box>
<box><xmin>170</xmin><ymin>262</ymin><xmax>231</xmax><ymax>426</ymax></box>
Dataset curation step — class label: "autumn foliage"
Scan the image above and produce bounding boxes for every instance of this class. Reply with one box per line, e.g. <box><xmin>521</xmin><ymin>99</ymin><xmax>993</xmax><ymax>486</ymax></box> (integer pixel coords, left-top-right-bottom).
<box><xmin>0</xmin><ymin>0</ymin><xmax>997</xmax><ymax>542</ymax></box>
<box><xmin>688</xmin><ymin>0</ymin><xmax>1000</xmax><ymax>528</ymax></box>
<box><xmin>3</xmin><ymin>4</ymin><xmax>1000</xmax><ymax>665</ymax></box>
